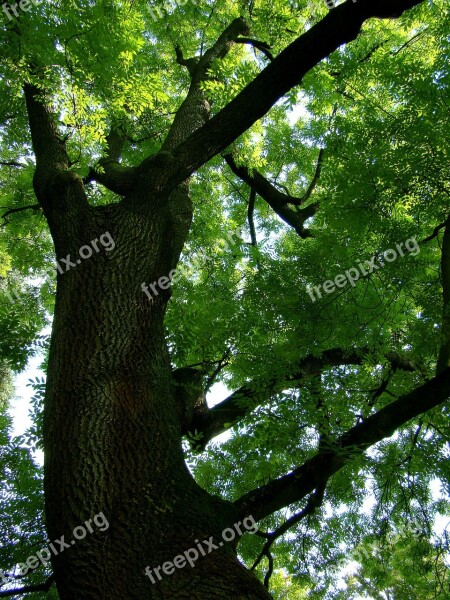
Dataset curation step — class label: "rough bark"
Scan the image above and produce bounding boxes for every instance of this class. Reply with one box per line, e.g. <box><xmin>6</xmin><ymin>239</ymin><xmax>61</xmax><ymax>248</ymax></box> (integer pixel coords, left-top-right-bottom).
<box><xmin>43</xmin><ymin>191</ymin><xmax>271</xmax><ymax>599</ymax></box>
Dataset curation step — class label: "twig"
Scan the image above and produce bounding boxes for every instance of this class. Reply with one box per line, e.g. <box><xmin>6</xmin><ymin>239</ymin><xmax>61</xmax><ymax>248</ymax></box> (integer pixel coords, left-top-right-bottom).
<box><xmin>0</xmin><ymin>161</ymin><xmax>24</xmax><ymax>168</ymax></box>
<box><xmin>420</xmin><ymin>221</ymin><xmax>446</xmax><ymax>244</ymax></box>
<box><xmin>248</xmin><ymin>188</ymin><xmax>257</xmax><ymax>246</ymax></box>
<box><xmin>205</xmin><ymin>349</ymin><xmax>232</xmax><ymax>391</ymax></box>
<box><xmin>1</xmin><ymin>204</ymin><xmax>41</xmax><ymax>225</ymax></box>
<box><xmin>251</xmin><ymin>485</ymin><xmax>326</xmax><ymax>587</ymax></box>
<box><xmin>300</xmin><ymin>148</ymin><xmax>324</xmax><ymax>204</ymax></box>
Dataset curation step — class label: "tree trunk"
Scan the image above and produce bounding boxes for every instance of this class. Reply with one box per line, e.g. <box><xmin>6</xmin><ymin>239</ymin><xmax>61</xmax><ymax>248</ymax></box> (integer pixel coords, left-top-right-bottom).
<box><xmin>43</xmin><ymin>187</ymin><xmax>271</xmax><ymax>599</ymax></box>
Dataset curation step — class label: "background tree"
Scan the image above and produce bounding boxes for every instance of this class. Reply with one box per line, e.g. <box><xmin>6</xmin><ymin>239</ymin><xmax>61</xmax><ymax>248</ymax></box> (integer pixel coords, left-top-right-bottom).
<box><xmin>0</xmin><ymin>0</ymin><xmax>448</xmax><ymax>598</ymax></box>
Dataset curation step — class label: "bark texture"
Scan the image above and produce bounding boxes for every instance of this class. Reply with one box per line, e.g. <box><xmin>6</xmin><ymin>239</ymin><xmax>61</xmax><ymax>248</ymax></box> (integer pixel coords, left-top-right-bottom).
<box><xmin>43</xmin><ymin>187</ymin><xmax>271</xmax><ymax>599</ymax></box>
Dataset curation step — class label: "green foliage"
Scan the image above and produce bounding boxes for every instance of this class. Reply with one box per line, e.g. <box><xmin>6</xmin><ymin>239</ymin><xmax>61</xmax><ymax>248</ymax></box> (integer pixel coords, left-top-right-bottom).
<box><xmin>0</xmin><ymin>0</ymin><xmax>449</xmax><ymax>597</ymax></box>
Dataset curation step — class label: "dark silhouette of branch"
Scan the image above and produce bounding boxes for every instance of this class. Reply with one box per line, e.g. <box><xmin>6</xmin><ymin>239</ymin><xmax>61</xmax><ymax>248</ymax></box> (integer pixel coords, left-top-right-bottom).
<box><xmin>236</xmin><ymin>37</ymin><xmax>274</xmax><ymax>61</ymax></box>
<box><xmin>301</xmin><ymin>148</ymin><xmax>325</xmax><ymax>204</ymax></box>
<box><xmin>251</xmin><ymin>484</ymin><xmax>326</xmax><ymax>588</ymax></box>
<box><xmin>191</xmin><ymin>348</ymin><xmax>417</xmax><ymax>448</ymax></box>
<box><xmin>234</xmin><ymin>367</ymin><xmax>450</xmax><ymax>522</ymax></box>
<box><xmin>420</xmin><ymin>221</ymin><xmax>447</xmax><ymax>244</ymax></box>
<box><xmin>0</xmin><ymin>575</ymin><xmax>55</xmax><ymax>597</ymax></box>
<box><xmin>0</xmin><ymin>160</ymin><xmax>24</xmax><ymax>168</ymax></box>
<box><xmin>1</xmin><ymin>204</ymin><xmax>41</xmax><ymax>225</ymax></box>
<box><xmin>437</xmin><ymin>214</ymin><xmax>450</xmax><ymax>374</ymax></box>
<box><xmin>248</xmin><ymin>188</ymin><xmax>257</xmax><ymax>246</ymax></box>
<box><xmin>224</xmin><ymin>153</ymin><xmax>318</xmax><ymax>238</ymax></box>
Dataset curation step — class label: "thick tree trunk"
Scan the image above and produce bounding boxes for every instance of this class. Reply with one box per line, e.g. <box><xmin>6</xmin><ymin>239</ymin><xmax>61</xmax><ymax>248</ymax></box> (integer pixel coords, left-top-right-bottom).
<box><xmin>43</xmin><ymin>188</ymin><xmax>271</xmax><ymax>599</ymax></box>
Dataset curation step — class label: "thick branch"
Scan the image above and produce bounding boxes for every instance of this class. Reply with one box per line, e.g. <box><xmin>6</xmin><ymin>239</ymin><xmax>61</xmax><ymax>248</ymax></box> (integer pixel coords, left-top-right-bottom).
<box><xmin>24</xmin><ymin>83</ymin><xmax>69</xmax><ymax>175</ymax></box>
<box><xmin>161</xmin><ymin>18</ymin><xmax>250</xmax><ymax>151</ymax></box>
<box><xmin>437</xmin><ymin>214</ymin><xmax>450</xmax><ymax>374</ymax></box>
<box><xmin>0</xmin><ymin>575</ymin><xmax>55</xmax><ymax>597</ymax></box>
<box><xmin>84</xmin><ymin>127</ymin><xmax>137</xmax><ymax>195</ymax></box>
<box><xmin>224</xmin><ymin>153</ymin><xmax>318</xmax><ymax>238</ymax></box>
<box><xmin>192</xmin><ymin>348</ymin><xmax>416</xmax><ymax>448</ymax></box>
<box><xmin>234</xmin><ymin>367</ymin><xmax>450</xmax><ymax>522</ymax></box>
<box><xmin>157</xmin><ymin>0</ymin><xmax>424</xmax><ymax>187</ymax></box>
<box><xmin>235</xmin><ymin>38</ymin><xmax>274</xmax><ymax>61</ymax></box>
<box><xmin>24</xmin><ymin>83</ymin><xmax>88</xmax><ymax>218</ymax></box>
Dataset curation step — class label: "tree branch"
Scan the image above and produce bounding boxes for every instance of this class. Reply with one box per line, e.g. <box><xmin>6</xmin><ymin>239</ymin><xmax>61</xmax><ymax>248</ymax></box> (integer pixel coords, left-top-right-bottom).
<box><xmin>155</xmin><ymin>0</ymin><xmax>424</xmax><ymax>189</ymax></box>
<box><xmin>248</xmin><ymin>188</ymin><xmax>257</xmax><ymax>246</ymax></box>
<box><xmin>234</xmin><ymin>367</ymin><xmax>450</xmax><ymax>522</ymax></box>
<box><xmin>191</xmin><ymin>348</ymin><xmax>416</xmax><ymax>449</ymax></box>
<box><xmin>224</xmin><ymin>153</ymin><xmax>318</xmax><ymax>238</ymax></box>
<box><xmin>235</xmin><ymin>38</ymin><xmax>274</xmax><ymax>61</ymax></box>
<box><xmin>301</xmin><ymin>148</ymin><xmax>325</xmax><ymax>205</ymax></box>
<box><xmin>437</xmin><ymin>214</ymin><xmax>450</xmax><ymax>374</ymax></box>
<box><xmin>23</xmin><ymin>82</ymin><xmax>88</xmax><ymax>217</ymax></box>
<box><xmin>160</xmin><ymin>18</ymin><xmax>250</xmax><ymax>152</ymax></box>
<box><xmin>251</xmin><ymin>484</ymin><xmax>326</xmax><ymax>576</ymax></box>
<box><xmin>0</xmin><ymin>160</ymin><xmax>24</xmax><ymax>168</ymax></box>
<box><xmin>23</xmin><ymin>83</ymin><xmax>69</xmax><ymax>177</ymax></box>
<box><xmin>84</xmin><ymin>126</ymin><xmax>137</xmax><ymax>195</ymax></box>
<box><xmin>0</xmin><ymin>575</ymin><xmax>55</xmax><ymax>598</ymax></box>
<box><xmin>419</xmin><ymin>221</ymin><xmax>447</xmax><ymax>244</ymax></box>
<box><xmin>1</xmin><ymin>204</ymin><xmax>41</xmax><ymax>225</ymax></box>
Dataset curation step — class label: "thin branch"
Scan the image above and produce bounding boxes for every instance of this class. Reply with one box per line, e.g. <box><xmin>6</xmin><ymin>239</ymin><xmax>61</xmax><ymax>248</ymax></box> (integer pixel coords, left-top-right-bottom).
<box><xmin>204</xmin><ymin>348</ymin><xmax>232</xmax><ymax>392</ymax></box>
<box><xmin>420</xmin><ymin>221</ymin><xmax>447</xmax><ymax>244</ymax></box>
<box><xmin>251</xmin><ymin>485</ymin><xmax>326</xmax><ymax>575</ymax></box>
<box><xmin>248</xmin><ymin>188</ymin><xmax>257</xmax><ymax>246</ymax></box>
<box><xmin>300</xmin><ymin>148</ymin><xmax>324</xmax><ymax>204</ymax></box>
<box><xmin>0</xmin><ymin>160</ymin><xmax>24</xmax><ymax>168</ymax></box>
<box><xmin>367</xmin><ymin>370</ymin><xmax>392</xmax><ymax>409</ymax></box>
<box><xmin>329</xmin><ymin>41</ymin><xmax>384</xmax><ymax>77</ymax></box>
<box><xmin>263</xmin><ymin>552</ymin><xmax>274</xmax><ymax>589</ymax></box>
<box><xmin>0</xmin><ymin>575</ymin><xmax>55</xmax><ymax>598</ymax></box>
<box><xmin>234</xmin><ymin>366</ymin><xmax>450</xmax><ymax>522</ymax></box>
<box><xmin>1</xmin><ymin>204</ymin><xmax>41</xmax><ymax>225</ymax></box>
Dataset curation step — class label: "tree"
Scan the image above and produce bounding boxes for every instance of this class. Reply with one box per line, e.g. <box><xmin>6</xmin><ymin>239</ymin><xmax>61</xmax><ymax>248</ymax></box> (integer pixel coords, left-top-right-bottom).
<box><xmin>0</xmin><ymin>0</ymin><xmax>449</xmax><ymax>598</ymax></box>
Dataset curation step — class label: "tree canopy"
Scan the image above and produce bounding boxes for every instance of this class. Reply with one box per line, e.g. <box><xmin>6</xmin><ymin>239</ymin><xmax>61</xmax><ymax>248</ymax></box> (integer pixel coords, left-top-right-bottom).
<box><xmin>0</xmin><ymin>0</ymin><xmax>449</xmax><ymax>598</ymax></box>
